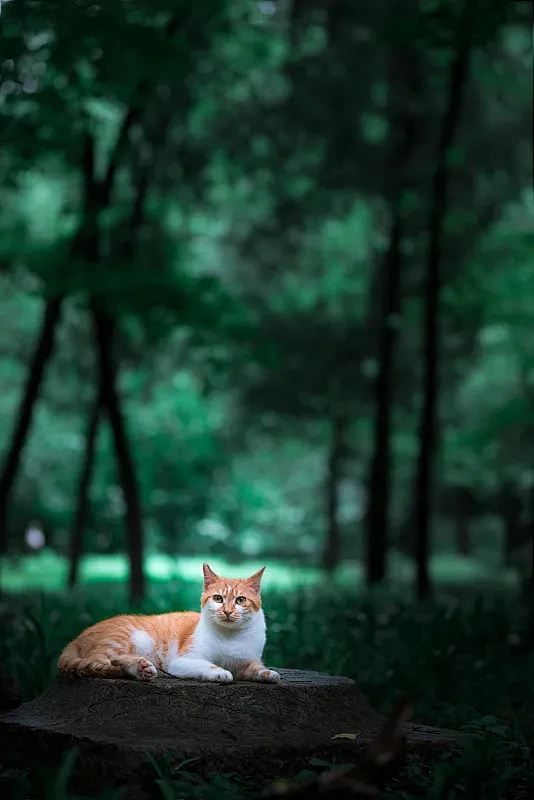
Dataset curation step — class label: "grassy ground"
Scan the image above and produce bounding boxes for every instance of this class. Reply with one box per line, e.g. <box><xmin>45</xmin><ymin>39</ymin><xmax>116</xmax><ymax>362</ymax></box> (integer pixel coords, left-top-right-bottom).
<box><xmin>1</xmin><ymin>556</ymin><xmax>533</xmax><ymax>799</ymax></box>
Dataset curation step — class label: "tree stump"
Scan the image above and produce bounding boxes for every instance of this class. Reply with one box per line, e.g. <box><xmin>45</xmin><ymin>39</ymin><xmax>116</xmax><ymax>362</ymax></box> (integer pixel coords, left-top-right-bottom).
<box><xmin>0</xmin><ymin>669</ymin><xmax>462</xmax><ymax>793</ymax></box>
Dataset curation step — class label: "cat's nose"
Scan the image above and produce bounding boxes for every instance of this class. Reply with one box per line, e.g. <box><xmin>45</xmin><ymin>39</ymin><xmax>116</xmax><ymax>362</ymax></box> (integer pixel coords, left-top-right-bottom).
<box><xmin>223</xmin><ymin>609</ymin><xmax>232</xmax><ymax>618</ymax></box>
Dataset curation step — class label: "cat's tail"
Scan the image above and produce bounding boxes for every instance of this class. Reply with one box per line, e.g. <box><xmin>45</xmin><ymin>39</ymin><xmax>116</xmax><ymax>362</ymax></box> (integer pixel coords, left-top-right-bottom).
<box><xmin>57</xmin><ymin>642</ymin><xmax>112</xmax><ymax>679</ymax></box>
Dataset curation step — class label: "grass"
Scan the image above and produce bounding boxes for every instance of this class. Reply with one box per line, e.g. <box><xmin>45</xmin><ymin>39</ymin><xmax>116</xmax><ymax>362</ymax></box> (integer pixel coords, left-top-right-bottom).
<box><xmin>1</xmin><ymin>556</ymin><xmax>533</xmax><ymax>799</ymax></box>
<box><xmin>0</xmin><ymin>549</ymin><xmax>519</xmax><ymax>593</ymax></box>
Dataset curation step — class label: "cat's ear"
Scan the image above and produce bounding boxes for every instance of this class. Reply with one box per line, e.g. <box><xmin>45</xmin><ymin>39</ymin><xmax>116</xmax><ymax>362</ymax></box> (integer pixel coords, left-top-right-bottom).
<box><xmin>246</xmin><ymin>567</ymin><xmax>265</xmax><ymax>594</ymax></box>
<box><xmin>203</xmin><ymin>563</ymin><xmax>219</xmax><ymax>589</ymax></box>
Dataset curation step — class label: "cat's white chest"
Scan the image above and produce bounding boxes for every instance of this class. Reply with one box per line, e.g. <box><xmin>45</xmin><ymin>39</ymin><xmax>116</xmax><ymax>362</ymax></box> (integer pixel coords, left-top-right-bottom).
<box><xmin>191</xmin><ymin>613</ymin><xmax>266</xmax><ymax>673</ymax></box>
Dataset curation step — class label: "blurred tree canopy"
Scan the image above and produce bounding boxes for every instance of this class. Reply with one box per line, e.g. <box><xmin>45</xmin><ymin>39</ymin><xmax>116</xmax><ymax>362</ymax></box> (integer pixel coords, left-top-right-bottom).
<box><xmin>0</xmin><ymin>0</ymin><xmax>532</xmax><ymax>600</ymax></box>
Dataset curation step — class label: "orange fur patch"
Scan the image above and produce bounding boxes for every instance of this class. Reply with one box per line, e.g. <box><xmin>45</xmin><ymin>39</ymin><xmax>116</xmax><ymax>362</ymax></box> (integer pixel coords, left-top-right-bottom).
<box><xmin>57</xmin><ymin>611</ymin><xmax>200</xmax><ymax>679</ymax></box>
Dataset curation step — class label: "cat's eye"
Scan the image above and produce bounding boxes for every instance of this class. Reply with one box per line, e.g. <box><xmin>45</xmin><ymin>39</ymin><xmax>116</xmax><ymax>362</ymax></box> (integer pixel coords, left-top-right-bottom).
<box><xmin>212</xmin><ymin>594</ymin><xmax>223</xmax><ymax>603</ymax></box>
<box><xmin>235</xmin><ymin>596</ymin><xmax>246</xmax><ymax>605</ymax></box>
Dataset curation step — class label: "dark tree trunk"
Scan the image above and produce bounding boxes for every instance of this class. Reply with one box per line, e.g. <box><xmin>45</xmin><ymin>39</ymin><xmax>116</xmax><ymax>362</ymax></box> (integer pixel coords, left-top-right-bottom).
<box><xmin>365</xmin><ymin>213</ymin><xmax>402</xmax><ymax>585</ymax></box>
<box><xmin>499</xmin><ymin>485</ymin><xmax>522</xmax><ymax>566</ymax></box>
<box><xmin>503</xmin><ymin>518</ymin><xmax>519</xmax><ymax>566</ymax></box>
<box><xmin>80</xmin><ymin>123</ymin><xmax>148</xmax><ymax>604</ymax></box>
<box><xmin>395</xmin><ymin>512</ymin><xmax>415</xmax><ymax>559</ymax></box>
<box><xmin>456</xmin><ymin>517</ymin><xmax>472</xmax><ymax>556</ymax></box>
<box><xmin>323</xmin><ymin>413</ymin><xmax>347</xmax><ymax>574</ymax></box>
<box><xmin>0</xmin><ymin>297</ymin><xmax>63</xmax><ymax>561</ymax></box>
<box><xmin>68</xmin><ymin>392</ymin><xmax>102</xmax><ymax>589</ymax></box>
<box><xmin>365</xmin><ymin>37</ymin><xmax>419</xmax><ymax>586</ymax></box>
<box><xmin>414</xmin><ymin>22</ymin><xmax>472</xmax><ymax>602</ymax></box>
<box><xmin>439</xmin><ymin>485</ymin><xmax>476</xmax><ymax>557</ymax></box>
<box><xmin>92</xmin><ymin>305</ymin><xmax>145</xmax><ymax>604</ymax></box>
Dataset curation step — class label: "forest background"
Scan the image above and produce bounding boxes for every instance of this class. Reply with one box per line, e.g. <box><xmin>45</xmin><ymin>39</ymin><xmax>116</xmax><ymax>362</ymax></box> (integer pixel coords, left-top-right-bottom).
<box><xmin>1</xmin><ymin>0</ymin><xmax>532</xmax><ymax>603</ymax></box>
<box><xmin>1</xmin><ymin>2</ymin><xmax>534</xmax><ymax>798</ymax></box>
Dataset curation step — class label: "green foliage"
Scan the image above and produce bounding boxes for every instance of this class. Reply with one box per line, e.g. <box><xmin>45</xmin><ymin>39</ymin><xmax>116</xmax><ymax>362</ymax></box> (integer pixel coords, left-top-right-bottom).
<box><xmin>1</xmin><ymin>0</ymin><xmax>532</xmax><ymax>567</ymax></box>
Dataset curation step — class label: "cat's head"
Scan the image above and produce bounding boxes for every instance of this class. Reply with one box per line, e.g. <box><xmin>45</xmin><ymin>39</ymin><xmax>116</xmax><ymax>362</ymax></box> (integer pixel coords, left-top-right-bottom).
<box><xmin>201</xmin><ymin>563</ymin><xmax>265</xmax><ymax>628</ymax></box>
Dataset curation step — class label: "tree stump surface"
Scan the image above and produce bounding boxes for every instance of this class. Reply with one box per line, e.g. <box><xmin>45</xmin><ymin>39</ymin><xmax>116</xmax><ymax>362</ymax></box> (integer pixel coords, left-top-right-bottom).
<box><xmin>0</xmin><ymin>668</ymin><xmax>463</xmax><ymax>791</ymax></box>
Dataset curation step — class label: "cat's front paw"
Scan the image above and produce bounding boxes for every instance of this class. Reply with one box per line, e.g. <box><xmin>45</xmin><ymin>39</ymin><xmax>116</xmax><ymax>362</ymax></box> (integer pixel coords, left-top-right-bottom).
<box><xmin>205</xmin><ymin>666</ymin><xmax>233</xmax><ymax>683</ymax></box>
<box><xmin>252</xmin><ymin>668</ymin><xmax>281</xmax><ymax>683</ymax></box>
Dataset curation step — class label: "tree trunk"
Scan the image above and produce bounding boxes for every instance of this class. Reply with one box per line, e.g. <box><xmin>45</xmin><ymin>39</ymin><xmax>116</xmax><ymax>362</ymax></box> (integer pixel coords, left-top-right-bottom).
<box><xmin>80</xmin><ymin>124</ymin><xmax>148</xmax><ymax>605</ymax></box>
<box><xmin>323</xmin><ymin>414</ymin><xmax>347</xmax><ymax>574</ymax></box>
<box><xmin>528</xmin><ymin>483</ymin><xmax>534</xmax><ymax>588</ymax></box>
<box><xmin>414</xmin><ymin>21</ymin><xmax>472</xmax><ymax>602</ymax></box>
<box><xmin>68</xmin><ymin>391</ymin><xmax>102</xmax><ymax>589</ymax></box>
<box><xmin>365</xmin><ymin>213</ymin><xmax>402</xmax><ymax>585</ymax></box>
<box><xmin>365</xmin><ymin>36</ymin><xmax>420</xmax><ymax>585</ymax></box>
<box><xmin>456</xmin><ymin>516</ymin><xmax>472</xmax><ymax>556</ymax></box>
<box><xmin>503</xmin><ymin>516</ymin><xmax>521</xmax><ymax>567</ymax></box>
<box><xmin>91</xmin><ymin>305</ymin><xmax>145</xmax><ymax>604</ymax></box>
<box><xmin>0</xmin><ymin>297</ymin><xmax>63</xmax><ymax>560</ymax></box>
<box><xmin>496</xmin><ymin>483</ymin><xmax>522</xmax><ymax>565</ymax></box>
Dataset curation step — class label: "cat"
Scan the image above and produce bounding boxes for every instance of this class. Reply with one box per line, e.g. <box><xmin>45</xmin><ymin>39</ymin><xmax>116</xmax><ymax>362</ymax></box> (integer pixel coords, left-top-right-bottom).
<box><xmin>57</xmin><ymin>563</ymin><xmax>280</xmax><ymax>684</ymax></box>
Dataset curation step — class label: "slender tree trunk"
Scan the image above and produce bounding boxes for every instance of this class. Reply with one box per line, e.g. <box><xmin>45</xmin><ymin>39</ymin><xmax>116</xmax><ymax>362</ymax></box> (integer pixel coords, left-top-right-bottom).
<box><xmin>365</xmin><ymin>36</ymin><xmax>420</xmax><ymax>585</ymax></box>
<box><xmin>77</xmin><ymin>98</ymin><xmax>168</xmax><ymax>602</ymax></box>
<box><xmin>503</xmin><ymin>517</ymin><xmax>519</xmax><ymax>567</ymax></box>
<box><xmin>68</xmin><ymin>391</ymin><xmax>102</xmax><ymax>589</ymax></box>
<box><xmin>92</xmin><ymin>305</ymin><xmax>145</xmax><ymax>604</ymax></box>
<box><xmin>81</xmin><ymin>124</ymin><xmax>148</xmax><ymax>604</ymax></box>
<box><xmin>365</xmin><ymin>213</ymin><xmax>402</xmax><ymax>585</ymax></box>
<box><xmin>323</xmin><ymin>414</ymin><xmax>347</xmax><ymax>574</ymax></box>
<box><xmin>456</xmin><ymin>516</ymin><xmax>471</xmax><ymax>556</ymax></box>
<box><xmin>497</xmin><ymin>483</ymin><xmax>521</xmax><ymax>565</ymax></box>
<box><xmin>414</xmin><ymin>28</ymin><xmax>472</xmax><ymax>601</ymax></box>
<box><xmin>0</xmin><ymin>297</ymin><xmax>63</xmax><ymax>560</ymax></box>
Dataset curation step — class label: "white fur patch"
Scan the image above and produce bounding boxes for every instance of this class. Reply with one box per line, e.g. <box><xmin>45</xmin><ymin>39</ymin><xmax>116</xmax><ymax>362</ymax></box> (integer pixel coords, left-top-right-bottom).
<box><xmin>189</xmin><ymin>606</ymin><xmax>267</xmax><ymax>675</ymax></box>
<box><xmin>131</xmin><ymin>629</ymin><xmax>155</xmax><ymax>657</ymax></box>
<box><xmin>161</xmin><ymin>639</ymin><xmax>179</xmax><ymax>670</ymax></box>
<box><xmin>166</xmin><ymin>657</ymin><xmax>233</xmax><ymax>682</ymax></box>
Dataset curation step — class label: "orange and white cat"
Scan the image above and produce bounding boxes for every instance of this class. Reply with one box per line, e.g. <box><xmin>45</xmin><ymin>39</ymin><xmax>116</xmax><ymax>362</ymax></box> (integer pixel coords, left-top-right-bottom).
<box><xmin>58</xmin><ymin>564</ymin><xmax>280</xmax><ymax>684</ymax></box>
